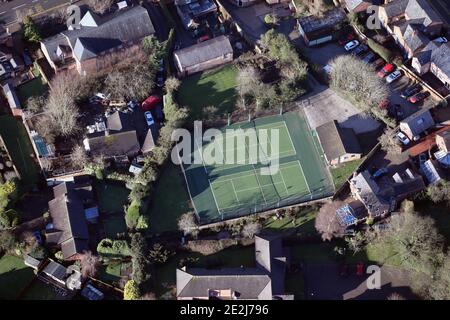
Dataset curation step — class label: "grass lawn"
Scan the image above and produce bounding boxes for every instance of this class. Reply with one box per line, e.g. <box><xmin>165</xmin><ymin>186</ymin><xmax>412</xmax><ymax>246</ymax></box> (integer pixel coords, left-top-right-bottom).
<box><xmin>146</xmin><ymin>163</ymin><xmax>191</xmax><ymax>235</ymax></box>
<box><xmin>21</xmin><ymin>280</ymin><xmax>58</xmax><ymax>300</ymax></box>
<box><xmin>16</xmin><ymin>76</ymin><xmax>48</xmax><ymax>106</ymax></box>
<box><xmin>103</xmin><ymin>215</ymin><xmax>127</xmax><ymax>239</ymax></box>
<box><xmin>0</xmin><ymin>255</ymin><xmax>35</xmax><ymax>299</ymax></box>
<box><xmin>177</xmin><ymin>65</ymin><xmax>237</xmax><ymax>120</ymax></box>
<box><xmin>154</xmin><ymin>246</ymin><xmax>255</xmax><ymax>298</ymax></box>
<box><xmin>264</xmin><ymin>208</ymin><xmax>316</xmax><ymax>233</ymax></box>
<box><xmin>330</xmin><ymin>159</ymin><xmax>364</xmax><ymax>189</ymax></box>
<box><xmin>97</xmin><ymin>262</ymin><xmax>123</xmax><ymax>287</ymax></box>
<box><xmin>96</xmin><ymin>181</ymin><xmax>130</xmax><ymax>215</ymax></box>
<box><xmin>0</xmin><ymin>115</ymin><xmax>40</xmax><ymax>187</ymax></box>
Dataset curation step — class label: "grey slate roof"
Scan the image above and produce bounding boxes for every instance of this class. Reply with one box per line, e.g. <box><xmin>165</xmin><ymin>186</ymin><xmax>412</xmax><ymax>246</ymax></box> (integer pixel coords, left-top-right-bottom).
<box><xmin>41</xmin><ymin>6</ymin><xmax>155</xmax><ymax>63</ymax></box>
<box><xmin>174</xmin><ymin>35</ymin><xmax>233</xmax><ymax>70</ymax></box>
<box><xmin>47</xmin><ymin>182</ymin><xmax>89</xmax><ymax>260</ymax></box>
<box><xmin>405</xmin><ymin>0</ymin><xmax>441</xmax><ymax>27</ymax></box>
<box><xmin>177</xmin><ymin>235</ymin><xmax>290</xmax><ymax>300</ymax></box>
<box><xmin>350</xmin><ymin>171</ymin><xmax>391</xmax><ymax>217</ymax></box>
<box><xmin>400</xmin><ymin>108</ymin><xmax>435</xmax><ymax>137</ymax></box>
<box><xmin>402</xmin><ymin>23</ymin><xmax>429</xmax><ymax>52</ymax></box>
<box><xmin>383</xmin><ymin>0</ymin><xmax>408</xmax><ymax>19</ymax></box>
<box><xmin>2</xmin><ymin>82</ymin><xmax>20</xmax><ymax>109</ymax></box>
<box><xmin>431</xmin><ymin>43</ymin><xmax>450</xmax><ymax>79</ymax></box>
<box><xmin>316</xmin><ymin>120</ymin><xmax>362</xmax><ymax>162</ymax></box>
<box><xmin>414</xmin><ymin>40</ymin><xmax>438</xmax><ymax>65</ymax></box>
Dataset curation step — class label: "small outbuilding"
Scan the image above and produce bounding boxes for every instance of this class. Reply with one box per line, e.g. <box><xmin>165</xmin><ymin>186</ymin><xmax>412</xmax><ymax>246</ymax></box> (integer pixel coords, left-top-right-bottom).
<box><xmin>173</xmin><ymin>35</ymin><xmax>233</xmax><ymax>77</ymax></box>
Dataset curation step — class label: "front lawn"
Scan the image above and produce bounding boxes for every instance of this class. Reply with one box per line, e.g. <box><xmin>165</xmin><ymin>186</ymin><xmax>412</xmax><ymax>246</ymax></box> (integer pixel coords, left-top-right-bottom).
<box><xmin>16</xmin><ymin>76</ymin><xmax>48</xmax><ymax>106</ymax></box>
<box><xmin>21</xmin><ymin>280</ymin><xmax>58</xmax><ymax>300</ymax></box>
<box><xmin>103</xmin><ymin>215</ymin><xmax>127</xmax><ymax>239</ymax></box>
<box><xmin>96</xmin><ymin>181</ymin><xmax>130</xmax><ymax>215</ymax></box>
<box><xmin>330</xmin><ymin>159</ymin><xmax>364</xmax><ymax>189</ymax></box>
<box><xmin>264</xmin><ymin>208</ymin><xmax>316</xmax><ymax>233</ymax></box>
<box><xmin>0</xmin><ymin>255</ymin><xmax>35</xmax><ymax>299</ymax></box>
<box><xmin>0</xmin><ymin>115</ymin><xmax>40</xmax><ymax>187</ymax></box>
<box><xmin>177</xmin><ymin>65</ymin><xmax>237</xmax><ymax>120</ymax></box>
<box><xmin>146</xmin><ymin>163</ymin><xmax>191</xmax><ymax>235</ymax></box>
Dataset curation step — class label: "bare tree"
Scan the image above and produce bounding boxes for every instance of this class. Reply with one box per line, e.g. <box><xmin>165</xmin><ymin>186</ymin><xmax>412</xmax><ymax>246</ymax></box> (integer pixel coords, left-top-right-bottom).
<box><xmin>378</xmin><ymin>128</ymin><xmax>402</xmax><ymax>156</ymax></box>
<box><xmin>88</xmin><ymin>0</ymin><xmax>115</xmax><ymax>15</ymax></box>
<box><xmin>178</xmin><ymin>212</ymin><xmax>199</xmax><ymax>238</ymax></box>
<box><xmin>387</xmin><ymin>293</ymin><xmax>405</xmax><ymax>300</ymax></box>
<box><xmin>329</xmin><ymin>55</ymin><xmax>389</xmax><ymax>114</ymax></box>
<box><xmin>315</xmin><ymin>201</ymin><xmax>346</xmax><ymax>241</ymax></box>
<box><xmin>165</xmin><ymin>77</ymin><xmax>181</xmax><ymax>94</ymax></box>
<box><xmin>40</xmin><ymin>72</ymin><xmax>80</xmax><ymax>137</ymax></box>
<box><xmin>236</xmin><ymin>66</ymin><xmax>261</xmax><ymax>110</ymax></box>
<box><xmin>241</xmin><ymin>221</ymin><xmax>262</xmax><ymax>238</ymax></box>
<box><xmin>70</xmin><ymin>145</ymin><xmax>88</xmax><ymax>170</ymax></box>
<box><xmin>79</xmin><ymin>250</ymin><xmax>101</xmax><ymax>278</ymax></box>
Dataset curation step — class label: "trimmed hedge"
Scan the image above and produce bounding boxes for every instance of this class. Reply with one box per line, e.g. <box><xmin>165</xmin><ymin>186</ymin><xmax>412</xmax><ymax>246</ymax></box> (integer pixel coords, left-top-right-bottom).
<box><xmin>97</xmin><ymin>238</ymin><xmax>131</xmax><ymax>258</ymax></box>
<box><xmin>367</xmin><ymin>39</ymin><xmax>393</xmax><ymax>63</ymax></box>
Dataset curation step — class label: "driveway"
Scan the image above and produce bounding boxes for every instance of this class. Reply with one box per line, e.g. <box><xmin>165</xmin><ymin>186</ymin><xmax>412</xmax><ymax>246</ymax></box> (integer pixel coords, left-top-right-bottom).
<box><xmin>305</xmin><ymin>263</ymin><xmax>418</xmax><ymax>300</ymax></box>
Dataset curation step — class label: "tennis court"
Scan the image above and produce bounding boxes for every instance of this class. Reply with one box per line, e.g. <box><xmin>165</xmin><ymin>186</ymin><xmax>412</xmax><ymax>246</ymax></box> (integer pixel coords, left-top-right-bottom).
<box><xmin>180</xmin><ymin>111</ymin><xmax>334</xmax><ymax>224</ymax></box>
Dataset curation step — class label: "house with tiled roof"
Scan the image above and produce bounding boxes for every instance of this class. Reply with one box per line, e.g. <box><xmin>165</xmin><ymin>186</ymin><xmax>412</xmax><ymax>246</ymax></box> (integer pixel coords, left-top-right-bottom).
<box><xmin>176</xmin><ymin>235</ymin><xmax>293</xmax><ymax>300</ymax></box>
<box><xmin>378</xmin><ymin>0</ymin><xmax>443</xmax><ymax>59</ymax></box>
<box><xmin>40</xmin><ymin>5</ymin><xmax>155</xmax><ymax>75</ymax></box>
<box><xmin>412</xmin><ymin>42</ymin><xmax>450</xmax><ymax>89</ymax></box>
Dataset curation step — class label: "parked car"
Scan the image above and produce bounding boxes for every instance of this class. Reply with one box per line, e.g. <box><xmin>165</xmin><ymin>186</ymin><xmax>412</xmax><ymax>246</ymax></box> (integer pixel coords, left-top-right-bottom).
<box><xmin>339</xmin><ymin>264</ymin><xmax>349</xmax><ymax>277</ymax></box>
<box><xmin>156</xmin><ymin>72</ymin><xmax>165</xmax><ymax>88</ymax></box>
<box><xmin>371</xmin><ymin>58</ymin><xmax>385</xmax><ymax>70</ymax></box>
<box><xmin>352</xmin><ymin>44</ymin><xmax>369</xmax><ymax>56</ymax></box>
<box><xmin>401</xmin><ymin>84</ymin><xmax>422</xmax><ymax>99</ymax></box>
<box><xmin>197</xmin><ymin>34</ymin><xmax>210</xmax><ymax>43</ymax></box>
<box><xmin>408</xmin><ymin>91</ymin><xmax>430</xmax><ymax>104</ymax></box>
<box><xmin>397</xmin><ymin>131</ymin><xmax>410</xmax><ymax>145</ymax></box>
<box><xmin>373</xmin><ymin>167</ymin><xmax>389</xmax><ymax>179</ymax></box>
<box><xmin>379</xmin><ymin>99</ymin><xmax>390</xmax><ymax>110</ymax></box>
<box><xmin>419</xmin><ymin>153</ymin><xmax>428</xmax><ymax>167</ymax></box>
<box><xmin>323</xmin><ymin>64</ymin><xmax>334</xmax><ymax>75</ymax></box>
<box><xmin>356</xmin><ymin>262</ymin><xmax>364</xmax><ymax>276</ymax></box>
<box><xmin>338</xmin><ymin>32</ymin><xmax>355</xmax><ymax>45</ymax></box>
<box><xmin>433</xmin><ymin>37</ymin><xmax>448</xmax><ymax>43</ymax></box>
<box><xmin>344</xmin><ymin>40</ymin><xmax>360</xmax><ymax>51</ymax></box>
<box><xmin>377</xmin><ymin>63</ymin><xmax>395</xmax><ymax>78</ymax></box>
<box><xmin>144</xmin><ymin>111</ymin><xmax>154</xmax><ymax>127</ymax></box>
<box><xmin>158</xmin><ymin>58</ymin><xmax>164</xmax><ymax>72</ymax></box>
<box><xmin>386</xmin><ymin>70</ymin><xmax>402</xmax><ymax>83</ymax></box>
<box><xmin>362</xmin><ymin>51</ymin><xmax>376</xmax><ymax>64</ymax></box>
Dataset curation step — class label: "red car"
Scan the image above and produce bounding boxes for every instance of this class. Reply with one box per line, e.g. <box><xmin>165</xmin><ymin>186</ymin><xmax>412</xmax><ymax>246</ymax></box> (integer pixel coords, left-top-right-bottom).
<box><xmin>141</xmin><ymin>95</ymin><xmax>161</xmax><ymax>111</ymax></box>
<box><xmin>338</xmin><ymin>33</ymin><xmax>355</xmax><ymax>45</ymax></box>
<box><xmin>197</xmin><ymin>35</ymin><xmax>210</xmax><ymax>43</ymax></box>
<box><xmin>379</xmin><ymin>99</ymin><xmax>390</xmax><ymax>109</ymax></box>
<box><xmin>377</xmin><ymin>64</ymin><xmax>395</xmax><ymax>78</ymax></box>
<box><xmin>356</xmin><ymin>262</ymin><xmax>364</xmax><ymax>276</ymax></box>
<box><xmin>408</xmin><ymin>91</ymin><xmax>430</xmax><ymax>104</ymax></box>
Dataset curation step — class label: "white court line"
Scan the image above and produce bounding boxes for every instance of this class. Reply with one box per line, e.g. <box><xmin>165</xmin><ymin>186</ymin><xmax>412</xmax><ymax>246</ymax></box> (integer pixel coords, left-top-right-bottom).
<box><xmin>208</xmin><ymin>179</ymin><xmax>222</xmax><ymax>215</ymax></box>
<box><xmin>194</xmin><ymin>138</ymin><xmax>208</xmax><ymax>175</ymax></box>
<box><xmin>230</xmin><ymin>180</ymin><xmax>240</xmax><ymax>204</ymax></box>
<box><xmin>13</xmin><ymin>4</ymin><xmax>27</xmax><ymax>9</ymax></box>
<box><xmin>283</xmin><ymin>121</ymin><xmax>296</xmax><ymax>152</ymax></box>
<box><xmin>296</xmin><ymin>160</ymin><xmax>311</xmax><ymax>195</ymax></box>
<box><xmin>210</xmin><ymin>161</ymin><xmax>303</xmax><ymax>185</ymax></box>
<box><xmin>279</xmin><ymin>167</ymin><xmax>290</xmax><ymax>196</ymax></box>
<box><xmin>252</xmin><ymin>164</ymin><xmax>267</xmax><ymax>204</ymax></box>
<box><xmin>234</xmin><ymin>180</ymin><xmax>286</xmax><ymax>194</ymax></box>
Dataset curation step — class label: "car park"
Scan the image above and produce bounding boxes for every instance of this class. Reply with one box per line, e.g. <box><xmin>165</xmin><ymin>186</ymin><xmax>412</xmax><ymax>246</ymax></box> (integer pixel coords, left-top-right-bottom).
<box><xmin>408</xmin><ymin>91</ymin><xmax>430</xmax><ymax>104</ymax></box>
<box><xmin>386</xmin><ymin>70</ymin><xmax>402</xmax><ymax>83</ymax></box>
<box><xmin>144</xmin><ymin>111</ymin><xmax>154</xmax><ymax>127</ymax></box>
<box><xmin>401</xmin><ymin>84</ymin><xmax>422</xmax><ymax>98</ymax></box>
<box><xmin>338</xmin><ymin>32</ymin><xmax>356</xmax><ymax>45</ymax></box>
<box><xmin>344</xmin><ymin>40</ymin><xmax>359</xmax><ymax>51</ymax></box>
<box><xmin>352</xmin><ymin>44</ymin><xmax>369</xmax><ymax>56</ymax></box>
<box><xmin>156</xmin><ymin>72</ymin><xmax>165</xmax><ymax>88</ymax></box>
<box><xmin>362</xmin><ymin>51</ymin><xmax>376</xmax><ymax>64</ymax></box>
<box><xmin>377</xmin><ymin>64</ymin><xmax>395</xmax><ymax>78</ymax></box>
<box><xmin>397</xmin><ymin>131</ymin><xmax>410</xmax><ymax>145</ymax></box>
